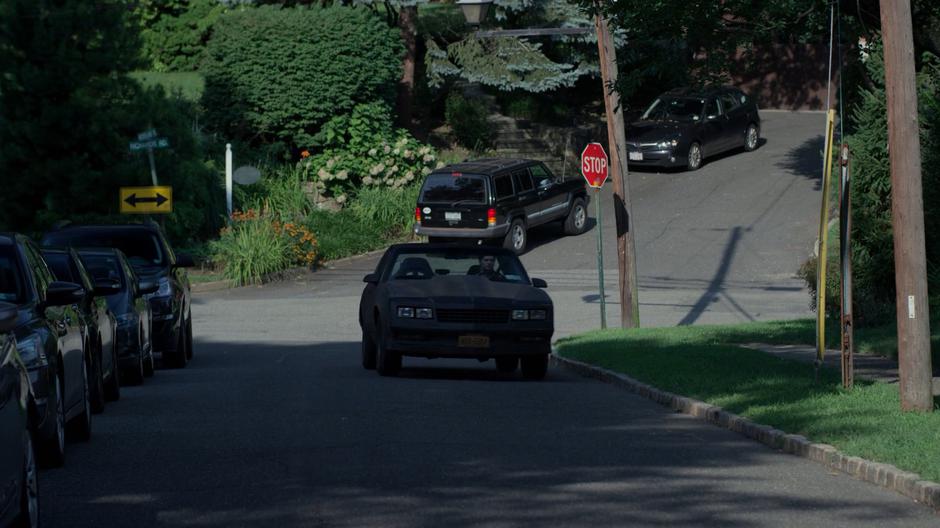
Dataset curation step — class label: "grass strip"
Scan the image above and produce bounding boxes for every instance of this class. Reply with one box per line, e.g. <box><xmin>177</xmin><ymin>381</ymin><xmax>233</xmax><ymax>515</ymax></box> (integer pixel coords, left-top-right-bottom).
<box><xmin>556</xmin><ymin>323</ymin><xmax>940</xmax><ymax>482</ymax></box>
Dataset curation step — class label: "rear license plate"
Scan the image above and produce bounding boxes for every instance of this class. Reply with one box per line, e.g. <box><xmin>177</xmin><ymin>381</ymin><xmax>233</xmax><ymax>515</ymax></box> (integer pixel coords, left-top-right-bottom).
<box><xmin>458</xmin><ymin>335</ymin><xmax>490</xmax><ymax>348</ymax></box>
<box><xmin>628</xmin><ymin>151</ymin><xmax>643</xmax><ymax>161</ymax></box>
<box><xmin>445</xmin><ymin>211</ymin><xmax>462</xmax><ymax>221</ymax></box>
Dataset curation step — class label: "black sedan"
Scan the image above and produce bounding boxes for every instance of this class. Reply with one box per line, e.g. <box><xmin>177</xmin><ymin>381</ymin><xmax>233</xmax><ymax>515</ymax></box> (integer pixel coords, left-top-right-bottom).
<box><xmin>625</xmin><ymin>86</ymin><xmax>761</xmax><ymax>171</ymax></box>
<box><xmin>359</xmin><ymin>244</ymin><xmax>553</xmax><ymax>379</ymax></box>
<box><xmin>42</xmin><ymin>247</ymin><xmax>120</xmax><ymax>410</ymax></box>
<box><xmin>78</xmin><ymin>249</ymin><xmax>157</xmax><ymax>386</ymax></box>
<box><xmin>0</xmin><ymin>302</ymin><xmax>39</xmax><ymax>527</ymax></box>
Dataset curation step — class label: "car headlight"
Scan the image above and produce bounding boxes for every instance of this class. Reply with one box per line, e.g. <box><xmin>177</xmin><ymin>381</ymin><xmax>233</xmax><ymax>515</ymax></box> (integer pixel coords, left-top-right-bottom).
<box><xmin>513</xmin><ymin>309</ymin><xmax>548</xmax><ymax>321</ymax></box>
<box><xmin>156</xmin><ymin>277</ymin><xmax>172</xmax><ymax>297</ymax></box>
<box><xmin>397</xmin><ymin>307</ymin><xmax>433</xmax><ymax>319</ymax></box>
<box><xmin>415</xmin><ymin>308</ymin><xmax>433</xmax><ymax>319</ymax></box>
<box><xmin>512</xmin><ymin>310</ymin><xmax>529</xmax><ymax>321</ymax></box>
<box><xmin>16</xmin><ymin>335</ymin><xmax>46</xmax><ymax>369</ymax></box>
<box><xmin>529</xmin><ymin>310</ymin><xmax>547</xmax><ymax>320</ymax></box>
<box><xmin>397</xmin><ymin>307</ymin><xmax>414</xmax><ymax>318</ymax></box>
<box><xmin>657</xmin><ymin>139</ymin><xmax>679</xmax><ymax>149</ymax></box>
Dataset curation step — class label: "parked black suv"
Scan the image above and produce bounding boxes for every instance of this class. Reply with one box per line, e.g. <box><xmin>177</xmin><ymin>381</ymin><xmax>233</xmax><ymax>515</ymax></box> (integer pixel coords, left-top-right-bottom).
<box><xmin>414</xmin><ymin>158</ymin><xmax>589</xmax><ymax>254</ymax></box>
<box><xmin>42</xmin><ymin>223</ymin><xmax>194</xmax><ymax>369</ymax></box>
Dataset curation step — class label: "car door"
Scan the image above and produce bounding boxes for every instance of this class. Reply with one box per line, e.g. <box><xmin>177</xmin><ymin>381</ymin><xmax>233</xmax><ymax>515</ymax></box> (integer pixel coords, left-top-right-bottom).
<box><xmin>720</xmin><ymin>90</ymin><xmax>748</xmax><ymax>150</ymax></box>
<box><xmin>491</xmin><ymin>172</ymin><xmax>517</xmax><ymax>226</ymax></box>
<box><xmin>702</xmin><ymin>96</ymin><xmax>730</xmax><ymax>154</ymax></box>
<box><xmin>74</xmin><ymin>253</ymin><xmax>114</xmax><ymax>380</ymax></box>
<box><xmin>529</xmin><ymin>163</ymin><xmax>568</xmax><ymax>223</ymax></box>
<box><xmin>0</xmin><ymin>333</ymin><xmax>25</xmax><ymax>520</ymax></box>
<box><xmin>123</xmin><ymin>259</ymin><xmax>151</xmax><ymax>354</ymax></box>
<box><xmin>511</xmin><ymin>168</ymin><xmax>540</xmax><ymax>226</ymax></box>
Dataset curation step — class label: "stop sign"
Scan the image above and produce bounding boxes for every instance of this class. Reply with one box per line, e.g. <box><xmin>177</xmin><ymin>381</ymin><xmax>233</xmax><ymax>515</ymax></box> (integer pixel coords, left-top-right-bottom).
<box><xmin>581</xmin><ymin>143</ymin><xmax>609</xmax><ymax>188</ymax></box>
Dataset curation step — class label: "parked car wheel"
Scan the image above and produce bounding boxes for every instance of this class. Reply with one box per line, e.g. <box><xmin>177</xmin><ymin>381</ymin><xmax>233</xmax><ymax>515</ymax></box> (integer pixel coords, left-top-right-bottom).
<box><xmin>361</xmin><ymin>329</ymin><xmax>377</xmax><ymax>370</ymax></box>
<box><xmin>503</xmin><ymin>219</ymin><xmax>527</xmax><ymax>254</ymax></box>
<box><xmin>103</xmin><ymin>342</ymin><xmax>121</xmax><ymax>401</ymax></box>
<box><xmin>124</xmin><ymin>337</ymin><xmax>144</xmax><ymax>386</ymax></box>
<box><xmin>563</xmin><ymin>198</ymin><xmax>588</xmax><ymax>236</ymax></box>
<box><xmin>15</xmin><ymin>431</ymin><xmax>39</xmax><ymax>528</ymax></box>
<box><xmin>143</xmin><ymin>348</ymin><xmax>155</xmax><ymax>377</ymax></box>
<box><xmin>89</xmin><ymin>343</ymin><xmax>105</xmax><ymax>414</ymax></box>
<box><xmin>67</xmin><ymin>357</ymin><xmax>92</xmax><ymax>442</ymax></box>
<box><xmin>165</xmin><ymin>326</ymin><xmax>188</xmax><ymax>369</ymax></box>
<box><xmin>687</xmin><ymin>142</ymin><xmax>703</xmax><ymax>171</ymax></box>
<box><xmin>521</xmin><ymin>354</ymin><xmax>548</xmax><ymax>380</ymax></box>
<box><xmin>185</xmin><ymin>317</ymin><xmax>194</xmax><ymax>360</ymax></box>
<box><xmin>375</xmin><ymin>326</ymin><xmax>401</xmax><ymax>377</ymax></box>
<box><xmin>495</xmin><ymin>356</ymin><xmax>519</xmax><ymax>373</ymax></box>
<box><xmin>744</xmin><ymin>123</ymin><xmax>759</xmax><ymax>151</ymax></box>
<box><xmin>38</xmin><ymin>375</ymin><xmax>66</xmax><ymax>468</ymax></box>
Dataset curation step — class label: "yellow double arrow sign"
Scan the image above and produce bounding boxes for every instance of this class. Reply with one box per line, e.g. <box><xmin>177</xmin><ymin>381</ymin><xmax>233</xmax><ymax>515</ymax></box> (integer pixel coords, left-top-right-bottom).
<box><xmin>120</xmin><ymin>186</ymin><xmax>173</xmax><ymax>214</ymax></box>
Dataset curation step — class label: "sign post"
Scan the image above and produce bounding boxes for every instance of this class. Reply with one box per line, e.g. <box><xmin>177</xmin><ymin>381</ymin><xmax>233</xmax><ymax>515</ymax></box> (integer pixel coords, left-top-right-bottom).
<box><xmin>582</xmin><ymin>143</ymin><xmax>610</xmax><ymax>329</ymax></box>
<box><xmin>129</xmin><ymin>128</ymin><xmax>170</xmax><ymax>186</ymax></box>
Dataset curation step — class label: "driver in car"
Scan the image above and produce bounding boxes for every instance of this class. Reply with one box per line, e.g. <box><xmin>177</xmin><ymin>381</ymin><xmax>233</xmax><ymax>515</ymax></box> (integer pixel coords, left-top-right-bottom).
<box><xmin>475</xmin><ymin>255</ymin><xmax>504</xmax><ymax>281</ymax></box>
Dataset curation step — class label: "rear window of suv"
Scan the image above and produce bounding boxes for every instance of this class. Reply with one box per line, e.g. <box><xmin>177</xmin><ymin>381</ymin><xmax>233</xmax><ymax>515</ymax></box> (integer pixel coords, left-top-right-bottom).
<box><xmin>43</xmin><ymin>230</ymin><xmax>167</xmax><ymax>268</ymax></box>
<box><xmin>419</xmin><ymin>173</ymin><xmax>487</xmax><ymax>204</ymax></box>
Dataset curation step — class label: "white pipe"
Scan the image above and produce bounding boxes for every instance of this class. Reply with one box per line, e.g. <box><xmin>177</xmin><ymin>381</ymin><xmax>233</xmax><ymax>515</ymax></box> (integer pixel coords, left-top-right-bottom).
<box><xmin>225</xmin><ymin>143</ymin><xmax>233</xmax><ymax>219</ymax></box>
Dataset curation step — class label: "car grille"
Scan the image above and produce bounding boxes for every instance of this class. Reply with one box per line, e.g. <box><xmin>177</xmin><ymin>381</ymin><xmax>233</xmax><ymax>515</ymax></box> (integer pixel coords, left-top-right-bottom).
<box><xmin>437</xmin><ymin>309</ymin><xmax>509</xmax><ymax>324</ymax></box>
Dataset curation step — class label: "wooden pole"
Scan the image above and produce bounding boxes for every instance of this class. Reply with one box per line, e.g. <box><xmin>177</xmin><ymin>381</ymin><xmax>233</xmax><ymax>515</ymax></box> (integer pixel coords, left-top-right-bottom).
<box><xmin>879</xmin><ymin>0</ymin><xmax>934</xmax><ymax>411</ymax></box>
<box><xmin>839</xmin><ymin>144</ymin><xmax>854</xmax><ymax>389</ymax></box>
<box><xmin>594</xmin><ymin>10</ymin><xmax>639</xmax><ymax>328</ymax></box>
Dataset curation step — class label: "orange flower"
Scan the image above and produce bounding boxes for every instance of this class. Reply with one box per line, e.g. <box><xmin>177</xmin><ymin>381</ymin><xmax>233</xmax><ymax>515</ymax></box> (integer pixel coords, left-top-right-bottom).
<box><xmin>300</xmin><ymin>150</ymin><xmax>311</xmax><ymax>159</ymax></box>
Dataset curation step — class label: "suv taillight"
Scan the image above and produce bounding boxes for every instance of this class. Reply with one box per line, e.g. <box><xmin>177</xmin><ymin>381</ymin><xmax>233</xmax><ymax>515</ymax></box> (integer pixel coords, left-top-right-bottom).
<box><xmin>415</xmin><ymin>207</ymin><xmax>422</xmax><ymax>225</ymax></box>
<box><xmin>487</xmin><ymin>208</ymin><xmax>496</xmax><ymax>227</ymax></box>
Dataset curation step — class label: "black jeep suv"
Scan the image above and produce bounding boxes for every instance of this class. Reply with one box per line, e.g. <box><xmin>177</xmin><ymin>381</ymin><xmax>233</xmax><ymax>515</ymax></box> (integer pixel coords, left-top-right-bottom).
<box><xmin>42</xmin><ymin>223</ymin><xmax>194</xmax><ymax>369</ymax></box>
<box><xmin>414</xmin><ymin>158</ymin><xmax>589</xmax><ymax>254</ymax></box>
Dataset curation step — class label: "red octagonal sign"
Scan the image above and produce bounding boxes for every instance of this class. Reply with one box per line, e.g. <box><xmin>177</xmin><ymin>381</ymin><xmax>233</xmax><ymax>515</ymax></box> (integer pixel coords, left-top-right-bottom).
<box><xmin>581</xmin><ymin>142</ymin><xmax>609</xmax><ymax>188</ymax></box>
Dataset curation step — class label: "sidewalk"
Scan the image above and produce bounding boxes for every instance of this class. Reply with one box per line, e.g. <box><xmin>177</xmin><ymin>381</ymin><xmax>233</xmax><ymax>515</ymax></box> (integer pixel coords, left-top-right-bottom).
<box><xmin>744</xmin><ymin>343</ymin><xmax>940</xmax><ymax>396</ymax></box>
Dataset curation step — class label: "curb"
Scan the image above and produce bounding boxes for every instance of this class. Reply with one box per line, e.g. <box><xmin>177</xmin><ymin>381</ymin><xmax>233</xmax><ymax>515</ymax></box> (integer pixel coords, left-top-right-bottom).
<box><xmin>550</xmin><ymin>354</ymin><xmax>940</xmax><ymax>513</ymax></box>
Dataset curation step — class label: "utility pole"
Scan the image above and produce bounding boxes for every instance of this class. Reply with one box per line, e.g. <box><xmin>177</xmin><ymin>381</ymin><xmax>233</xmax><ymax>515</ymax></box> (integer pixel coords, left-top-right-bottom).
<box><xmin>880</xmin><ymin>0</ymin><xmax>934</xmax><ymax>411</ymax></box>
<box><xmin>594</xmin><ymin>8</ymin><xmax>639</xmax><ymax>328</ymax></box>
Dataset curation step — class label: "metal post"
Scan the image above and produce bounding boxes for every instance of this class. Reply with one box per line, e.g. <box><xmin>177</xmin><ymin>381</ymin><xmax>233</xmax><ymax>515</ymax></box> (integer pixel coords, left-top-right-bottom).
<box><xmin>596</xmin><ymin>187</ymin><xmax>606</xmax><ymax>329</ymax></box>
<box><xmin>839</xmin><ymin>144</ymin><xmax>854</xmax><ymax>389</ymax></box>
<box><xmin>147</xmin><ymin>147</ymin><xmax>158</xmax><ymax>186</ymax></box>
<box><xmin>880</xmin><ymin>0</ymin><xmax>934</xmax><ymax>411</ymax></box>
<box><xmin>225</xmin><ymin>143</ymin><xmax>233</xmax><ymax>220</ymax></box>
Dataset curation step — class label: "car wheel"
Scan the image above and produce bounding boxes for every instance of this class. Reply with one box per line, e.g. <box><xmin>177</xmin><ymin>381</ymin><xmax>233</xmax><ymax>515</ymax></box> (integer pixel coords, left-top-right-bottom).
<box><xmin>375</xmin><ymin>326</ymin><xmax>401</xmax><ymax>377</ymax></box>
<box><xmin>503</xmin><ymin>219</ymin><xmax>527</xmax><ymax>254</ymax></box>
<box><xmin>185</xmin><ymin>317</ymin><xmax>194</xmax><ymax>360</ymax></box>
<box><xmin>686</xmin><ymin>142</ymin><xmax>703</xmax><ymax>171</ymax></box>
<box><xmin>563</xmin><ymin>198</ymin><xmax>588</xmax><ymax>236</ymax></box>
<box><xmin>361</xmin><ymin>329</ymin><xmax>377</xmax><ymax>370</ymax></box>
<box><xmin>521</xmin><ymin>354</ymin><xmax>548</xmax><ymax>380</ymax></box>
<box><xmin>67</xmin><ymin>356</ymin><xmax>92</xmax><ymax>442</ymax></box>
<box><xmin>495</xmin><ymin>356</ymin><xmax>519</xmax><ymax>374</ymax></box>
<box><xmin>38</xmin><ymin>374</ymin><xmax>65</xmax><ymax>468</ymax></box>
<box><xmin>165</xmin><ymin>325</ymin><xmax>188</xmax><ymax>369</ymax></box>
<box><xmin>744</xmin><ymin>123</ymin><xmax>759</xmax><ymax>152</ymax></box>
<box><xmin>15</xmin><ymin>431</ymin><xmax>39</xmax><ymax>528</ymax></box>
<box><xmin>90</xmin><ymin>343</ymin><xmax>105</xmax><ymax>414</ymax></box>
<box><xmin>143</xmin><ymin>348</ymin><xmax>155</xmax><ymax>377</ymax></box>
<box><xmin>123</xmin><ymin>335</ymin><xmax>145</xmax><ymax>386</ymax></box>
<box><xmin>104</xmin><ymin>342</ymin><xmax>121</xmax><ymax>401</ymax></box>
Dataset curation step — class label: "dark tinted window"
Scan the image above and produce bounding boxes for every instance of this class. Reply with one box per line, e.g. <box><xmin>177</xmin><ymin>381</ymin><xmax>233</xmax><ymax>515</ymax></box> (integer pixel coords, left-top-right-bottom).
<box><xmin>24</xmin><ymin>243</ymin><xmax>52</xmax><ymax>296</ymax></box>
<box><xmin>80</xmin><ymin>254</ymin><xmax>125</xmax><ymax>289</ymax></box>
<box><xmin>720</xmin><ymin>92</ymin><xmax>740</xmax><ymax>111</ymax></box>
<box><xmin>529</xmin><ymin>164</ymin><xmax>553</xmax><ymax>186</ymax></box>
<box><xmin>386</xmin><ymin>248</ymin><xmax>530</xmax><ymax>284</ymax></box>
<box><xmin>642</xmin><ymin>97</ymin><xmax>705</xmax><ymax>122</ymax></box>
<box><xmin>420</xmin><ymin>173</ymin><xmax>487</xmax><ymax>204</ymax></box>
<box><xmin>44</xmin><ymin>230</ymin><xmax>166</xmax><ymax>268</ymax></box>
<box><xmin>42</xmin><ymin>253</ymin><xmax>75</xmax><ymax>283</ymax></box>
<box><xmin>512</xmin><ymin>170</ymin><xmax>534</xmax><ymax>192</ymax></box>
<box><xmin>0</xmin><ymin>246</ymin><xmax>24</xmax><ymax>303</ymax></box>
<box><xmin>705</xmin><ymin>98</ymin><xmax>721</xmax><ymax>118</ymax></box>
<box><xmin>494</xmin><ymin>175</ymin><xmax>514</xmax><ymax>198</ymax></box>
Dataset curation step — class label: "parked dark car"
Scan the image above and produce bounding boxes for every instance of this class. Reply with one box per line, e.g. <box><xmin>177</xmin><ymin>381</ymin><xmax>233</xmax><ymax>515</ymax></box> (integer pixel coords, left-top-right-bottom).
<box><xmin>0</xmin><ymin>302</ymin><xmax>39</xmax><ymax>528</ymax></box>
<box><xmin>414</xmin><ymin>158</ymin><xmax>589</xmax><ymax>254</ymax></box>
<box><xmin>625</xmin><ymin>86</ymin><xmax>761</xmax><ymax>171</ymax></box>
<box><xmin>42</xmin><ymin>247</ymin><xmax>120</xmax><ymax>410</ymax></box>
<box><xmin>1</xmin><ymin>234</ymin><xmax>90</xmax><ymax>468</ymax></box>
<box><xmin>78</xmin><ymin>249</ymin><xmax>157</xmax><ymax>386</ymax></box>
<box><xmin>42</xmin><ymin>222</ymin><xmax>194</xmax><ymax>369</ymax></box>
<box><xmin>359</xmin><ymin>244</ymin><xmax>553</xmax><ymax>380</ymax></box>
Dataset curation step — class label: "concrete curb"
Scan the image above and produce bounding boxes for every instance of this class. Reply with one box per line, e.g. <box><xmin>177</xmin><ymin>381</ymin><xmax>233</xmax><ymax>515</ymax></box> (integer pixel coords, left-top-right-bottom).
<box><xmin>550</xmin><ymin>354</ymin><xmax>940</xmax><ymax>513</ymax></box>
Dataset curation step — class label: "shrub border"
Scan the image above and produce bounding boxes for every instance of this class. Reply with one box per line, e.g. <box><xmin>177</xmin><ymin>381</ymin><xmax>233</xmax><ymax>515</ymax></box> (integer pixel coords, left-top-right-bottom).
<box><xmin>550</xmin><ymin>352</ymin><xmax>940</xmax><ymax>513</ymax></box>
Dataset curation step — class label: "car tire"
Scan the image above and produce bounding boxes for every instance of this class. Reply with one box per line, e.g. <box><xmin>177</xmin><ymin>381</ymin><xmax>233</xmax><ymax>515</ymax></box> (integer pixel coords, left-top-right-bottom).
<box><xmin>563</xmin><ymin>198</ymin><xmax>588</xmax><ymax>236</ymax></box>
<box><xmin>361</xmin><ymin>329</ymin><xmax>377</xmax><ymax>370</ymax></box>
<box><xmin>185</xmin><ymin>317</ymin><xmax>194</xmax><ymax>360</ymax></box>
<box><xmin>67</xmin><ymin>356</ymin><xmax>92</xmax><ymax>443</ymax></box>
<box><xmin>124</xmin><ymin>335</ymin><xmax>145</xmax><ymax>386</ymax></box>
<box><xmin>744</xmin><ymin>123</ymin><xmax>759</xmax><ymax>152</ymax></box>
<box><xmin>686</xmin><ymin>142</ymin><xmax>703</xmax><ymax>171</ymax></box>
<box><xmin>521</xmin><ymin>354</ymin><xmax>548</xmax><ymax>380</ymax></box>
<box><xmin>165</xmin><ymin>326</ymin><xmax>188</xmax><ymax>369</ymax></box>
<box><xmin>15</xmin><ymin>431</ymin><xmax>39</xmax><ymax>528</ymax></box>
<box><xmin>375</xmin><ymin>326</ymin><xmax>401</xmax><ymax>377</ymax></box>
<box><xmin>38</xmin><ymin>374</ymin><xmax>65</xmax><ymax>468</ymax></box>
<box><xmin>89</xmin><ymin>342</ymin><xmax>105</xmax><ymax>414</ymax></box>
<box><xmin>503</xmin><ymin>219</ymin><xmax>527</xmax><ymax>254</ymax></box>
<box><xmin>495</xmin><ymin>356</ymin><xmax>519</xmax><ymax>374</ymax></box>
<box><xmin>104</xmin><ymin>341</ymin><xmax>120</xmax><ymax>401</ymax></box>
<box><xmin>143</xmin><ymin>349</ymin><xmax>155</xmax><ymax>377</ymax></box>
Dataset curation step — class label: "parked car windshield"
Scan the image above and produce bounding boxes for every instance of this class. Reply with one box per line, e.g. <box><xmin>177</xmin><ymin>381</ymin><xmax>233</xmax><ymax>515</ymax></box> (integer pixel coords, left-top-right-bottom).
<box><xmin>419</xmin><ymin>173</ymin><xmax>487</xmax><ymax>204</ymax></box>
<box><xmin>387</xmin><ymin>249</ymin><xmax>530</xmax><ymax>284</ymax></box>
<box><xmin>44</xmin><ymin>231</ymin><xmax>166</xmax><ymax>268</ymax></box>
<box><xmin>641</xmin><ymin>96</ymin><xmax>705</xmax><ymax>122</ymax></box>
<box><xmin>80</xmin><ymin>254</ymin><xmax>126</xmax><ymax>289</ymax></box>
<box><xmin>0</xmin><ymin>246</ymin><xmax>24</xmax><ymax>303</ymax></box>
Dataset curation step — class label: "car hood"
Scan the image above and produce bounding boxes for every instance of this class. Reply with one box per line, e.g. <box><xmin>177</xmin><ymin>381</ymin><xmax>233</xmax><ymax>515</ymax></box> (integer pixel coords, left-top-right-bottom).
<box><xmin>626</xmin><ymin>120</ymin><xmax>690</xmax><ymax>143</ymax></box>
<box><xmin>385</xmin><ymin>276</ymin><xmax>551</xmax><ymax>307</ymax></box>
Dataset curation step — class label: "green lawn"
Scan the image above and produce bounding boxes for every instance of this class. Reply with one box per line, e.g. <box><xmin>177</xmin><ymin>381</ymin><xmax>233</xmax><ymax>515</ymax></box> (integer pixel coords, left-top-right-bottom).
<box><xmin>129</xmin><ymin>71</ymin><xmax>205</xmax><ymax>102</ymax></box>
<box><xmin>556</xmin><ymin>322</ymin><xmax>940</xmax><ymax>482</ymax></box>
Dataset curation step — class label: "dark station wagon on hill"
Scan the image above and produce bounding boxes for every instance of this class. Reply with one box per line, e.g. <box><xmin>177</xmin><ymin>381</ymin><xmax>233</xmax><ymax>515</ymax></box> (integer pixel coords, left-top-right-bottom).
<box><xmin>414</xmin><ymin>158</ymin><xmax>589</xmax><ymax>254</ymax></box>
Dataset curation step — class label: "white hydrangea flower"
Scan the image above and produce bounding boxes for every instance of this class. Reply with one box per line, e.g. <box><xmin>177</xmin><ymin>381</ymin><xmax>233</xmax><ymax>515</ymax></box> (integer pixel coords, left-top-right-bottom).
<box><xmin>370</xmin><ymin>163</ymin><xmax>385</xmax><ymax>175</ymax></box>
<box><xmin>403</xmin><ymin>150</ymin><xmax>413</xmax><ymax>159</ymax></box>
<box><xmin>326</xmin><ymin>158</ymin><xmax>335</xmax><ymax>169</ymax></box>
<box><xmin>436</xmin><ymin>161</ymin><xmax>445</xmax><ymax>169</ymax></box>
<box><xmin>318</xmin><ymin>168</ymin><xmax>331</xmax><ymax>180</ymax></box>
<box><xmin>363</xmin><ymin>176</ymin><xmax>374</xmax><ymax>185</ymax></box>
<box><xmin>336</xmin><ymin>194</ymin><xmax>347</xmax><ymax>204</ymax></box>
<box><xmin>368</xmin><ymin>148</ymin><xmax>378</xmax><ymax>157</ymax></box>
<box><xmin>423</xmin><ymin>154</ymin><xmax>434</xmax><ymax>163</ymax></box>
<box><xmin>383</xmin><ymin>145</ymin><xmax>391</xmax><ymax>154</ymax></box>
<box><xmin>405</xmin><ymin>171</ymin><xmax>415</xmax><ymax>180</ymax></box>
<box><xmin>336</xmin><ymin>170</ymin><xmax>348</xmax><ymax>181</ymax></box>
<box><xmin>393</xmin><ymin>148</ymin><xmax>400</xmax><ymax>156</ymax></box>
<box><xmin>421</xmin><ymin>167</ymin><xmax>431</xmax><ymax>175</ymax></box>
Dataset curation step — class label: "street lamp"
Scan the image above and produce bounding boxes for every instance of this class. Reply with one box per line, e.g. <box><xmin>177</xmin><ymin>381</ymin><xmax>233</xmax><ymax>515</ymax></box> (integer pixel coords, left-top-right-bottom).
<box><xmin>456</xmin><ymin>0</ymin><xmax>491</xmax><ymax>27</ymax></box>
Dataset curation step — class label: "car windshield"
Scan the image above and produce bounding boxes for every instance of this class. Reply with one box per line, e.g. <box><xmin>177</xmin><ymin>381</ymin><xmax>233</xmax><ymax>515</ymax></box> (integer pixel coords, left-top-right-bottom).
<box><xmin>387</xmin><ymin>249</ymin><xmax>530</xmax><ymax>284</ymax></box>
<box><xmin>641</xmin><ymin>96</ymin><xmax>704</xmax><ymax>122</ymax></box>
<box><xmin>44</xmin><ymin>231</ymin><xmax>166</xmax><ymax>268</ymax></box>
<box><xmin>80</xmin><ymin>254</ymin><xmax>125</xmax><ymax>289</ymax></box>
<box><xmin>0</xmin><ymin>246</ymin><xmax>24</xmax><ymax>304</ymax></box>
<box><xmin>419</xmin><ymin>173</ymin><xmax>487</xmax><ymax>204</ymax></box>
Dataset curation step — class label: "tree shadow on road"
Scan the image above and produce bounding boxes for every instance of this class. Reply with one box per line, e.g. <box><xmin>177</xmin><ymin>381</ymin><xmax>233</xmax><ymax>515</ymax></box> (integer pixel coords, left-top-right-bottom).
<box><xmin>776</xmin><ymin>134</ymin><xmax>825</xmax><ymax>189</ymax></box>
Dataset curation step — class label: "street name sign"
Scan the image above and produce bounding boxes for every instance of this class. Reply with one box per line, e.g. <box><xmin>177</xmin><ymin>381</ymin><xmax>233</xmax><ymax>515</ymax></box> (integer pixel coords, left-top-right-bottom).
<box><xmin>581</xmin><ymin>143</ymin><xmax>609</xmax><ymax>188</ymax></box>
<box><xmin>120</xmin><ymin>186</ymin><xmax>173</xmax><ymax>214</ymax></box>
<box><xmin>129</xmin><ymin>138</ymin><xmax>170</xmax><ymax>151</ymax></box>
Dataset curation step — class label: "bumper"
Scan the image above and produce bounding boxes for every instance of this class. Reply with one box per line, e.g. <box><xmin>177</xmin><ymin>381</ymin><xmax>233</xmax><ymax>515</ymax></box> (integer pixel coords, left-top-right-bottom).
<box><xmin>626</xmin><ymin>148</ymin><xmax>686</xmax><ymax>168</ymax></box>
<box><xmin>386</xmin><ymin>323</ymin><xmax>553</xmax><ymax>359</ymax></box>
<box><xmin>415</xmin><ymin>224</ymin><xmax>510</xmax><ymax>240</ymax></box>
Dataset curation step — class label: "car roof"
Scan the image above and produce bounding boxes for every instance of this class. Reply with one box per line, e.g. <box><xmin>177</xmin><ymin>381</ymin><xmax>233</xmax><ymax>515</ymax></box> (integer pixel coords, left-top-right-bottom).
<box><xmin>0</xmin><ymin>233</ymin><xmax>16</xmax><ymax>246</ymax></box>
<box><xmin>662</xmin><ymin>86</ymin><xmax>738</xmax><ymax>98</ymax></box>
<box><xmin>432</xmin><ymin>158</ymin><xmax>537</xmax><ymax>176</ymax></box>
<box><xmin>47</xmin><ymin>223</ymin><xmax>159</xmax><ymax>234</ymax></box>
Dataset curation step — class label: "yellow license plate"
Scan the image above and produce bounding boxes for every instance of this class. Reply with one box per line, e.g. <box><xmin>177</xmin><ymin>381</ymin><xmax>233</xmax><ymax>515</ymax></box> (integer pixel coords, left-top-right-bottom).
<box><xmin>458</xmin><ymin>335</ymin><xmax>490</xmax><ymax>348</ymax></box>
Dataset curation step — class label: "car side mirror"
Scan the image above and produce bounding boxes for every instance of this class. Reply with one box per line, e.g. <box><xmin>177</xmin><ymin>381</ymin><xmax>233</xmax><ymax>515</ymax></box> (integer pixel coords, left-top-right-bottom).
<box><xmin>93</xmin><ymin>279</ymin><xmax>122</xmax><ymax>296</ymax></box>
<box><xmin>531</xmin><ymin>278</ymin><xmax>547</xmax><ymax>288</ymax></box>
<box><xmin>138</xmin><ymin>280</ymin><xmax>159</xmax><ymax>296</ymax></box>
<box><xmin>538</xmin><ymin>179</ymin><xmax>553</xmax><ymax>189</ymax></box>
<box><xmin>0</xmin><ymin>302</ymin><xmax>17</xmax><ymax>333</ymax></box>
<box><xmin>174</xmin><ymin>254</ymin><xmax>195</xmax><ymax>268</ymax></box>
<box><xmin>363</xmin><ymin>273</ymin><xmax>379</xmax><ymax>284</ymax></box>
<box><xmin>46</xmin><ymin>281</ymin><xmax>85</xmax><ymax>306</ymax></box>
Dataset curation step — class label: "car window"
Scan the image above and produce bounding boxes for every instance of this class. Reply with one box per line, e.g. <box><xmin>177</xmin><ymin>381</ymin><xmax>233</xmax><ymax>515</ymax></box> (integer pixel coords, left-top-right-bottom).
<box><xmin>529</xmin><ymin>164</ymin><xmax>554</xmax><ymax>186</ymax></box>
<box><xmin>0</xmin><ymin>246</ymin><xmax>24</xmax><ymax>303</ymax></box>
<box><xmin>121</xmin><ymin>257</ymin><xmax>139</xmax><ymax>296</ymax></box>
<box><xmin>80</xmin><ymin>254</ymin><xmax>125</xmax><ymax>289</ymax></box>
<box><xmin>42</xmin><ymin>253</ymin><xmax>75</xmax><ymax>283</ymax></box>
<box><xmin>642</xmin><ymin>96</ymin><xmax>704</xmax><ymax>122</ymax></box>
<box><xmin>512</xmin><ymin>169</ymin><xmax>534</xmax><ymax>192</ymax></box>
<box><xmin>386</xmin><ymin>248</ymin><xmax>530</xmax><ymax>284</ymax></box>
<box><xmin>493</xmin><ymin>174</ymin><xmax>514</xmax><ymax>199</ymax></box>
<box><xmin>720</xmin><ymin>92</ymin><xmax>740</xmax><ymax>112</ymax></box>
<box><xmin>705</xmin><ymin>97</ymin><xmax>722</xmax><ymax>118</ymax></box>
<box><xmin>70</xmin><ymin>253</ymin><xmax>96</xmax><ymax>293</ymax></box>
<box><xmin>43</xmin><ymin>230</ymin><xmax>166</xmax><ymax>268</ymax></box>
<box><xmin>419</xmin><ymin>173</ymin><xmax>487</xmax><ymax>204</ymax></box>
<box><xmin>24</xmin><ymin>243</ymin><xmax>53</xmax><ymax>297</ymax></box>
